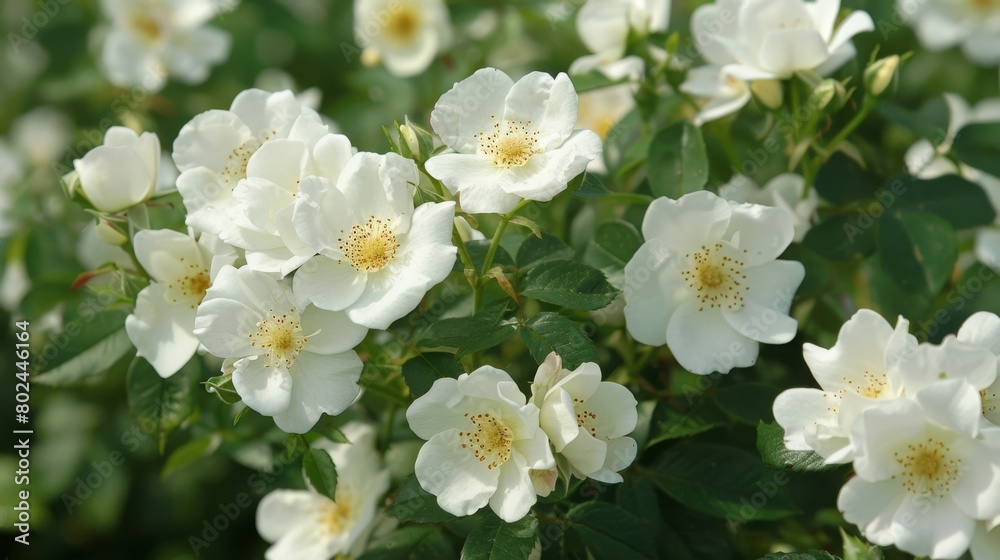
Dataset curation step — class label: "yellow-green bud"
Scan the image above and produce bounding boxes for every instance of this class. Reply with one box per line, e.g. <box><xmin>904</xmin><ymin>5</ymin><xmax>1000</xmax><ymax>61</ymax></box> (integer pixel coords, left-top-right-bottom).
<box><xmin>864</xmin><ymin>55</ymin><xmax>900</xmax><ymax>98</ymax></box>
<box><xmin>751</xmin><ymin>79</ymin><xmax>783</xmax><ymax>110</ymax></box>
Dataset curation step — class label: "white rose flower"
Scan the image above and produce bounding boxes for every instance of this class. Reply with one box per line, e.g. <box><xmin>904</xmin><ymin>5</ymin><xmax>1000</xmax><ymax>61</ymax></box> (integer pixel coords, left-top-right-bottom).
<box><xmin>573</xmin><ymin>0</ymin><xmax>670</xmax><ymax>70</ymax></box>
<box><xmin>838</xmin><ymin>379</ymin><xmax>1000</xmax><ymax>559</ymax></box>
<box><xmin>957</xmin><ymin>312</ymin><xmax>1000</xmax><ymax>426</ymax></box>
<box><xmin>173</xmin><ymin>89</ymin><xmax>324</xmax><ymax>236</ymax></box>
<box><xmin>125</xmin><ymin>229</ymin><xmax>237</xmax><ymax>378</ymax></box>
<box><xmin>719</xmin><ymin>174</ymin><xmax>818</xmax><ymax>242</ymax></box>
<box><xmin>353</xmin><ymin>0</ymin><xmax>452</xmax><ymax>77</ymax></box>
<box><xmin>194</xmin><ymin>266</ymin><xmax>368</xmax><ymax>434</ymax></box>
<box><xmin>682</xmin><ymin>0</ymin><xmax>873</xmax><ymax>123</ymax></box>
<box><xmin>530</xmin><ymin>352</ymin><xmax>638</xmax><ymax>483</ymax></box>
<box><xmin>97</xmin><ymin>0</ymin><xmax>232</xmax><ymax>91</ymax></box>
<box><xmin>972</xmin><ymin>519</ymin><xmax>1000</xmax><ymax>560</ymax></box>
<box><xmin>406</xmin><ymin>366</ymin><xmax>556</xmax><ymax>522</ymax></box>
<box><xmin>425</xmin><ymin>68</ymin><xmax>603</xmax><ymax>214</ymax></box>
<box><xmin>70</xmin><ymin>127</ymin><xmax>160</xmax><ymax>213</ymax></box>
<box><xmin>255</xmin><ymin>422</ymin><xmax>390</xmax><ymax>560</ymax></box>
<box><xmin>900</xmin><ymin>0</ymin><xmax>1000</xmax><ymax>66</ymax></box>
<box><xmin>292</xmin><ymin>152</ymin><xmax>457</xmax><ymax>330</ymax></box>
<box><xmin>220</xmin><ymin>124</ymin><xmax>355</xmax><ymax>275</ymax></box>
<box><xmin>623</xmin><ymin>190</ymin><xmax>805</xmax><ymax>375</ymax></box>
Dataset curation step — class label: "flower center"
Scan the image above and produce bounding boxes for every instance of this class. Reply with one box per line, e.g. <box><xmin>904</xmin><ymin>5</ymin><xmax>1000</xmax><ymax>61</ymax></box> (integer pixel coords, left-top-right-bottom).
<box><xmin>681</xmin><ymin>243</ymin><xmax>747</xmax><ymax>311</ymax></box>
<box><xmin>983</xmin><ymin>388</ymin><xmax>998</xmax><ymax>416</ymax></box>
<box><xmin>166</xmin><ymin>261</ymin><xmax>211</xmax><ymax>309</ymax></box>
<box><xmin>893</xmin><ymin>438</ymin><xmax>962</xmax><ymax>498</ymax></box>
<box><xmin>477</xmin><ymin>118</ymin><xmax>539</xmax><ymax>169</ymax></box>
<box><xmin>845</xmin><ymin>371</ymin><xmax>889</xmax><ymax>399</ymax></box>
<box><xmin>222</xmin><ymin>135</ymin><xmax>272</xmax><ymax>186</ymax></box>
<box><xmin>387</xmin><ymin>5</ymin><xmax>421</xmax><ymax>41</ymax></box>
<box><xmin>459</xmin><ymin>412</ymin><xmax>513</xmax><ymax>470</ymax></box>
<box><xmin>573</xmin><ymin>397</ymin><xmax>599</xmax><ymax>437</ymax></box>
<box><xmin>320</xmin><ymin>495</ymin><xmax>353</xmax><ymax>535</ymax></box>
<box><xmin>130</xmin><ymin>15</ymin><xmax>163</xmax><ymax>42</ymax></box>
<box><xmin>969</xmin><ymin>0</ymin><xmax>999</xmax><ymax>12</ymax></box>
<box><xmin>248</xmin><ymin>308</ymin><xmax>310</xmax><ymax>369</ymax></box>
<box><xmin>338</xmin><ymin>216</ymin><xmax>399</xmax><ymax>273</ymax></box>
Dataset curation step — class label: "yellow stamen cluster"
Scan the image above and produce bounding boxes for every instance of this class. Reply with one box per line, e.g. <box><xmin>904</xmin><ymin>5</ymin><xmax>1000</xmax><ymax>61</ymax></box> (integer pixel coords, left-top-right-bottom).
<box><xmin>222</xmin><ymin>134</ymin><xmax>273</xmax><ymax>186</ymax></box>
<box><xmin>477</xmin><ymin>117</ymin><xmax>539</xmax><ymax>169</ymax></box>
<box><xmin>248</xmin><ymin>308</ymin><xmax>309</xmax><ymax>369</ymax></box>
<box><xmin>459</xmin><ymin>412</ymin><xmax>513</xmax><ymax>470</ymax></box>
<box><xmin>893</xmin><ymin>438</ymin><xmax>962</xmax><ymax>498</ymax></box>
<box><xmin>130</xmin><ymin>15</ymin><xmax>162</xmax><ymax>42</ymax></box>
<box><xmin>386</xmin><ymin>5</ymin><xmax>421</xmax><ymax>41</ymax></box>
<box><xmin>166</xmin><ymin>258</ymin><xmax>211</xmax><ymax>309</ymax></box>
<box><xmin>681</xmin><ymin>243</ymin><xmax>748</xmax><ymax>312</ymax></box>
<box><xmin>573</xmin><ymin>397</ymin><xmax>599</xmax><ymax>437</ymax></box>
<box><xmin>320</xmin><ymin>496</ymin><xmax>353</xmax><ymax>535</ymax></box>
<box><xmin>845</xmin><ymin>371</ymin><xmax>889</xmax><ymax>399</ymax></box>
<box><xmin>983</xmin><ymin>389</ymin><xmax>997</xmax><ymax>415</ymax></box>
<box><xmin>338</xmin><ymin>216</ymin><xmax>399</xmax><ymax>273</ymax></box>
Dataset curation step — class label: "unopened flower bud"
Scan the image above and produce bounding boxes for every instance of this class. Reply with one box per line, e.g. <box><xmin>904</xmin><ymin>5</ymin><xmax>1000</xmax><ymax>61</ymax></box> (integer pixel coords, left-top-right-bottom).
<box><xmin>94</xmin><ymin>219</ymin><xmax>128</xmax><ymax>246</ymax></box>
<box><xmin>865</xmin><ymin>55</ymin><xmax>900</xmax><ymax>98</ymax></box>
<box><xmin>751</xmin><ymin>79</ymin><xmax>783</xmax><ymax>110</ymax></box>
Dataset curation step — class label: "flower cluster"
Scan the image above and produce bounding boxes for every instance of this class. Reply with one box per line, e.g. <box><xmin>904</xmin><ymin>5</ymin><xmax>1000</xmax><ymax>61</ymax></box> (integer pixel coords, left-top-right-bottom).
<box><xmin>407</xmin><ymin>352</ymin><xmax>638</xmax><ymax>522</ymax></box>
<box><xmin>775</xmin><ymin>310</ymin><xmax>1000</xmax><ymax>558</ymax></box>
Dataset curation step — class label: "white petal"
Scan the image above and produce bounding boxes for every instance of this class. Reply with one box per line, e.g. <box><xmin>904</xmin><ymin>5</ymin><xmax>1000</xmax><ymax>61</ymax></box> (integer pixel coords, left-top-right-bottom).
<box><xmin>724</xmin><ymin>201</ymin><xmax>795</xmax><ymax>267</ymax></box>
<box><xmin>177</xmin><ymin>167</ymin><xmax>235</xmax><ymax>235</ymax></box>
<box><xmin>837</xmin><ymin>477</ymin><xmax>907</xmax><ymax>547</ymax></box>
<box><xmin>894</xmin><ymin>497</ymin><xmax>975</xmax><ymax>559</ymax></box>
<box><xmin>125</xmin><ymin>284</ymin><xmax>200</xmax><ymax>378</ymax></box>
<box><xmin>666</xmin><ymin>301</ymin><xmax>758</xmax><ymax>374</ymax></box>
<box><xmin>406</xmin><ymin>377</ymin><xmax>468</xmax><ymax>439</ymax></box>
<box><xmin>913</xmin><ymin>379</ymin><xmax>985</xmax><ymax>438</ymax></box>
<box><xmin>622</xmin><ymin>241</ymin><xmax>684</xmax><ymax>346</ymax></box>
<box><xmin>246</xmin><ymin>140</ymin><xmax>308</xmax><ymax>189</ymax></box>
<box><xmin>489</xmin><ymin>455</ymin><xmax>536</xmax><ymax>522</ymax></box>
<box><xmin>299</xmin><ymin>306</ymin><xmax>368</xmax><ymax>355</ymax></box>
<box><xmin>394</xmin><ymin>201</ymin><xmax>458</xmax><ymax>287</ymax></box>
<box><xmin>256</xmin><ymin>490</ymin><xmax>328</xmax><ymax>543</ymax></box>
<box><xmin>414</xmin><ymin>429</ymin><xmax>499</xmax><ymax>517</ymax></box>
<box><xmin>133</xmin><ymin>229</ymin><xmax>204</xmax><ymax>283</ymax></box>
<box><xmin>172</xmin><ymin>109</ymin><xmax>252</xmax><ymax>173</ymax></box>
<box><xmin>264</xmin><ymin>524</ymin><xmax>333</xmax><ymax>560</ymax></box>
<box><xmin>273</xmin><ymin>351</ymin><xmax>363</xmax><ymax>434</ymax></box>
<box><xmin>163</xmin><ymin>26</ymin><xmax>231</xmax><ymax>84</ymax></box>
<box><xmin>234</xmin><ymin>360</ymin><xmax>294</xmax><ymax>416</ymax></box>
<box><xmin>194</xmin><ymin>298</ymin><xmax>260</xmax><ymax>358</ymax></box>
<box><xmin>430</xmin><ymin>68</ymin><xmax>514</xmax><ymax>154</ymax></box>
<box><xmin>540</xmin><ymin>389</ymin><xmax>580</xmax><ymax>451</ymax></box>
<box><xmin>772</xmin><ymin>388</ymin><xmax>847</xmax><ymax>458</ymax></box>
<box><xmin>293</xmin><ymin>257</ymin><xmax>367</xmax><ymax>312</ymax></box>
<box><xmin>560</xmin><ymin>430</ymin><xmax>608</xmax><ymax>476</ymax></box>
<box><xmin>826</xmin><ymin>11</ymin><xmax>875</xmax><ymax>57</ymax></box>
<box><xmin>292</xmin><ymin>176</ymin><xmax>353</xmax><ymax>254</ymax></box>
<box><xmin>588</xmin><ymin>436</ymin><xmax>637</xmax><ymax>483</ymax></box>
<box><xmin>758</xmin><ymin>29</ymin><xmax>830</xmax><ymax>75</ymax></box>
<box><xmin>502</xmin><ymin>131</ymin><xmax>603</xmax><ymax>201</ymax></box>
<box><xmin>642</xmin><ymin>191</ymin><xmax>732</xmax><ymax>254</ymax></box>
<box><xmin>424</xmin><ymin>153</ymin><xmax>520</xmax><ymax>214</ymax></box>
<box><xmin>584</xmin><ymin>382</ymin><xmax>638</xmax><ymax>438</ymax></box>
<box><xmin>502</xmin><ymin>72</ymin><xmax>577</xmax><ymax>152</ymax></box>
<box><xmin>75</xmin><ymin>146</ymin><xmax>154</xmax><ymax>213</ymax></box>
<box><xmin>337</xmin><ymin>152</ymin><xmax>417</xmax><ymax>229</ymax></box>
<box><xmin>958</xmin><ymin>312</ymin><xmax>1000</xmax><ymax>356</ymax></box>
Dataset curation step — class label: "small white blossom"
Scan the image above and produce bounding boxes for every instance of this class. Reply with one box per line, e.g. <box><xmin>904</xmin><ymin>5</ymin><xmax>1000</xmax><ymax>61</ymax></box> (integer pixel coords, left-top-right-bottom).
<box><xmin>97</xmin><ymin>0</ymin><xmax>232</xmax><ymax>91</ymax></box>
<box><xmin>425</xmin><ymin>68</ymin><xmax>603</xmax><ymax>214</ymax></box>
<box><xmin>682</xmin><ymin>0</ymin><xmax>873</xmax><ymax>123</ymax></box>
<box><xmin>126</xmin><ymin>229</ymin><xmax>236</xmax><ymax>378</ymax></box>
<box><xmin>623</xmin><ymin>190</ymin><xmax>805</xmax><ymax>374</ymax></box>
<box><xmin>956</xmin><ymin>312</ymin><xmax>1000</xmax><ymax>426</ymax></box>
<box><xmin>406</xmin><ymin>366</ymin><xmax>555</xmax><ymax>522</ymax></box>
<box><xmin>838</xmin><ymin>380</ymin><xmax>1000</xmax><ymax>559</ymax></box>
<box><xmin>573</xmin><ymin>0</ymin><xmax>669</xmax><ymax>70</ymax></box>
<box><xmin>899</xmin><ymin>0</ymin><xmax>1000</xmax><ymax>66</ymax></box>
<box><xmin>194</xmin><ymin>266</ymin><xmax>368</xmax><ymax>433</ymax></box>
<box><xmin>292</xmin><ymin>152</ymin><xmax>457</xmax><ymax>330</ymax></box>
<box><xmin>173</xmin><ymin>88</ymin><xmax>325</xmax><ymax>236</ymax></box>
<box><xmin>353</xmin><ymin>0</ymin><xmax>452</xmax><ymax>77</ymax></box>
<box><xmin>719</xmin><ymin>174</ymin><xmax>818</xmax><ymax>243</ymax></box>
<box><xmin>530</xmin><ymin>353</ymin><xmax>638</xmax><ymax>483</ymax></box>
<box><xmin>255</xmin><ymin>423</ymin><xmax>390</xmax><ymax>560</ymax></box>
<box><xmin>69</xmin><ymin>127</ymin><xmax>160</xmax><ymax>213</ymax></box>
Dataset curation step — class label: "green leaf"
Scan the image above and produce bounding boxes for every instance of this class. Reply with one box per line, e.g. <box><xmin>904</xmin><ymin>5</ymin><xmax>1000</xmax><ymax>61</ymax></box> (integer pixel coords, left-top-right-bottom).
<box><xmin>648</xmin><ymin>121</ymin><xmax>709</xmax><ymax>198</ymax></box>
<box><xmin>302</xmin><ymin>448</ymin><xmax>338</xmax><ymax>501</ymax></box>
<box><xmin>891</xmin><ymin>174</ymin><xmax>996</xmax><ymax>228</ymax></box>
<box><xmin>126</xmin><ymin>357</ymin><xmax>200</xmax><ymax>453</ymax></box>
<box><xmin>521</xmin><ymin>260</ymin><xmax>620</xmax><ymax>310</ymax></box>
<box><xmin>421</xmin><ymin>300</ymin><xmax>518</xmax><ymax>358</ymax></box>
<box><xmin>865</xmin><ymin>256</ymin><xmax>934</xmax><ymax>322</ymax></box>
<box><xmin>646</xmin><ymin>400</ymin><xmax>726</xmax><ymax>448</ymax></box>
<box><xmin>756</xmin><ymin>422</ymin><xmax>839</xmax><ymax>473</ymax></box>
<box><xmin>402</xmin><ymin>352</ymin><xmax>464</xmax><ymax>398</ymax></box>
<box><xmin>802</xmin><ymin>214</ymin><xmax>876</xmax><ymax>261</ymax></box>
<box><xmin>952</xmin><ymin>122</ymin><xmax>1000</xmax><ymax>178</ymax></box>
<box><xmin>162</xmin><ymin>434</ymin><xmax>221</xmax><ymax>479</ymax></box>
<box><xmin>519</xmin><ymin>312</ymin><xmax>598</xmax><ymax>369</ymax></box>
<box><xmin>461</xmin><ymin>513</ymin><xmax>538</xmax><ymax>560</ymax></box>
<box><xmin>360</xmin><ymin>526</ymin><xmax>455</xmax><ymax>560</ymax></box>
<box><xmin>35</xmin><ymin>327</ymin><xmax>133</xmax><ymax>387</ymax></box>
<box><xmin>840</xmin><ymin>529</ymin><xmax>884</xmax><ymax>560</ymax></box>
<box><xmin>758</xmin><ymin>552</ymin><xmax>840</xmax><ymax>560</ymax></box>
<box><xmin>715</xmin><ymin>383</ymin><xmax>781</xmax><ymax>425</ymax></box>
<box><xmin>583</xmin><ymin>220</ymin><xmax>643</xmax><ymax>272</ymax></box>
<box><xmin>878</xmin><ymin>100</ymin><xmax>949</xmax><ymax>144</ymax></box>
<box><xmin>814</xmin><ymin>152</ymin><xmax>879</xmax><ymax>205</ymax></box>
<box><xmin>877</xmin><ymin>209</ymin><xmax>956</xmax><ymax>296</ymax></box>
<box><xmin>516</xmin><ymin>232</ymin><xmax>575</xmax><ymax>272</ymax></box>
<box><xmin>566</xmin><ymin>501</ymin><xmax>656</xmax><ymax>559</ymax></box>
<box><xmin>389</xmin><ymin>475</ymin><xmax>456</xmax><ymax>524</ymax></box>
<box><xmin>204</xmin><ymin>373</ymin><xmax>242</xmax><ymax>404</ymax></box>
<box><xmin>647</xmin><ymin>443</ymin><xmax>800</xmax><ymax>521</ymax></box>
<box><xmin>572</xmin><ymin>173</ymin><xmax>612</xmax><ymax>199</ymax></box>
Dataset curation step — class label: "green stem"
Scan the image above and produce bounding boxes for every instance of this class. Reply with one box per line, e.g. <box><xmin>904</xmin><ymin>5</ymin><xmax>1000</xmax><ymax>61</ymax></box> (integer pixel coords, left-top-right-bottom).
<box><xmin>822</xmin><ymin>96</ymin><xmax>878</xmax><ymax>154</ymax></box>
<box><xmin>474</xmin><ymin>200</ymin><xmax>530</xmax><ymax>313</ymax></box>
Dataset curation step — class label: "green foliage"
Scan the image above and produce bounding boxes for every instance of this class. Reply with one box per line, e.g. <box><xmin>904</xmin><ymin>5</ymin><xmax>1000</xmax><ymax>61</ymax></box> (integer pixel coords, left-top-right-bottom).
<box><xmin>461</xmin><ymin>514</ymin><xmax>539</xmax><ymax>560</ymax></box>
<box><xmin>647</xmin><ymin>122</ymin><xmax>709</xmax><ymax>198</ymax></box>
<box><xmin>302</xmin><ymin>447</ymin><xmax>339</xmax><ymax>501</ymax></box>
<box><xmin>519</xmin><ymin>312</ymin><xmax>598</xmax><ymax>369</ymax></box>
<box><xmin>389</xmin><ymin>475</ymin><xmax>457</xmax><ymax>524</ymax></box>
<box><xmin>566</xmin><ymin>502</ymin><xmax>657</xmax><ymax>559</ymax></box>
<box><xmin>126</xmin><ymin>357</ymin><xmax>200</xmax><ymax>453</ymax></box>
<box><xmin>401</xmin><ymin>352</ymin><xmax>464</xmax><ymax>398</ymax></box>
<box><xmin>756</xmin><ymin>422</ymin><xmax>840</xmax><ymax>473</ymax></box>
